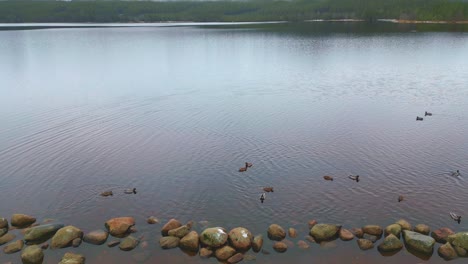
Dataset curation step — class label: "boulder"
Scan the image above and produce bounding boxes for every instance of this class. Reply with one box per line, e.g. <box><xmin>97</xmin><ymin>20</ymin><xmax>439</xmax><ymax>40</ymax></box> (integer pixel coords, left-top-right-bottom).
<box><xmin>3</xmin><ymin>240</ymin><xmax>24</xmax><ymax>254</ymax></box>
<box><xmin>0</xmin><ymin>217</ymin><xmax>8</xmax><ymax>229</ymax></box>
<box><xmin>454</xmin><ymin>245</ymin><xmax>467</xmax><ymax>257</ymax></box>
<box><xmin>384</xmin><ymin>224</ymin><xmax>402</xmax><ymax>238</ymax></box>
<box><xmin>83</xmin><ymin>229</ymin><xmax>108</xmax><ymax>245</ymax></box>
<box><xmin>200</xmin><ymin>227</ymin><xmax>228</xmax><ymax>248</ymax></box>
<box><xmin>396</xmin><ymin>219</ymin><xmax>412</xmax><ymax>231</ymax></box>
<box><xmin>228</xmin><ymin>227</ymin><xmax>252</xmax><ymax>251</ymax></box>
<box><xmin>310</xmin><ymin>224</ymin><xmax>341</xmax><ymax>242</ymax></box>
<box><xmin>350</xmin><ymin>228</ymin><xmax>364</xmax><ymax>238</ymax></box>
<box><xmin>363</xmin><ymin>233</ymin><xmax>379</xmax><ymax>243</ymax></box>
<box><xmin>357</xmin><ymin>239</ymin><xmax>373</xmax><ymax>250</ymax></box>
<box><xmin>297</xmin><ymin>240</ymin><xmax>310</xmax><ymax>249</ymax></box>
<box><xmin>288</xmin><ymin>228</ymin><xmax>298</xmax><ymax>238</ymax></box>
<box><xmin>105</xmin><ymin>217</ymin><xmax>135</xmax><ymax>238</ymax></box>
<box><xmin>273</xmin><ymin>242</ymin><xmax>288</xmax><ymax>253</ymax></box>
<box><xmin>215</xmin><ymin>245</ymin><xmax>236</xmax><ymax>261</ymax></box>
<box><xmin>58</xmin><ymin>252</ymin><xmax>85</xmax><ymax>264</ymax></box>
<box><xmin>267</xmin><ymin>224</ymin><xmax>286</xmax><ymax>241</ymax></box>
<box><xmin>431</xmin><ymin>228</ymin><xmax>454</xmax><ymax>244</ymax></box>
<box><xmin>11</xmin><ymin>214</ymin><xmax>36</xmax><ymax>228</ymax></box>
<box><xmin>362</xmin><ymin>225</ymin><xmax>383</xmax><ymax>237</ymax></box>
<box><xmin>21</xmin><ymin>245</ymin><xmax>44</xmax><ymax>264</ymax></box>
<box><xmin>339</xmin><ymin>228</ymin><xmax>354</xmax><ymax>241</ymax></box>
<box><xmin>438</xmin><ymin>242</ymin><xmax>458</xmax><ymax>260</ymax></box>
<box><xmin>72</xmin><ymin>238</ymin><xmax>81</xmax><ymax>248</ymax></box>
<box><xmin>308</xmin><ymin>220</ymin><xmax>318</xmax><ymax>229</ymax></box>
<box><xmin>447</xmin><ymin>232</ymin><xmax>468</xmax><ymax>251</ymax></box>
<box><xmin>24</xmin><ymin>224</ymin><xmax>64</xmax><ymax>244</ymax></box>
<box><xmin>414</xmin><ymin>224</ymin><xmax>430</xmax><ymax>235</ymax></box>
<box><xmin>51</xmin><ymin>226</ymin><xmax>83</xmax><ymax>249</ymax></box>
<box><xmin>377</xmin><ymin>234</ymin><xmax>403</xmax><ymax>252</ymax></box>
<box><xmin>168</xmin><ymin>225</ymin><xmax>190</xmax><ymax>238</ymax></box>
<box><xmin>0</xmin><ymin>227</ymin><xmax>7</xmax><ymax>237</ymax></box>
<box><xmin>199</xmin><ymin>247</ymin><xmax>213</xmax><ymax>258</ymax></box>
<box><xmin>252</xmin><ymin>235</ymin><xmax>263</xmax><ymax>252</ymax></box>
<box><xmin>161</xmin><ymin>219</ymin><xmax>182</xmax><ymax>236</ymax></box>
<box><xmin>227</xmin><ymin>253</ymin><xmax>244</xmax><ymax>264</ymax></box>
<box><xmin>179</xmin><ymin>231</ymin><xmax>199</xmax><ymax>252</ymax></box>
<box><xmin>146</xmin><ymin>216</ymin><xmax>159</xmax><ymax>224</ymax></box>
<box><xmin>403</xmin><ymin>230</ymin><xmax>435</xmax><ymax>255</ymax></box>
<box><xmin>159</xmin><ymin>236</ymin><xmax>180</xmax><ymax>249</ymax></box>
<box><xmin>0</xmin><ymin>233</ymin><xmax>16</xmax><ymax>245</ymax></box>
<box><xmin>119</xmin><ymin>236</ymin><xmax>139</xmax><ymax>251</ymax></box>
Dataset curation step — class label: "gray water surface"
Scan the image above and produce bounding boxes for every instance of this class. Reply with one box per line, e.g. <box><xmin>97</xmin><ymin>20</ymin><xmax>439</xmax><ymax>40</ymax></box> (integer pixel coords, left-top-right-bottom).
<box><xmin>0</xmin><ymin>23</ymin><xmax>468</xmax><ymax>263</ymax></box>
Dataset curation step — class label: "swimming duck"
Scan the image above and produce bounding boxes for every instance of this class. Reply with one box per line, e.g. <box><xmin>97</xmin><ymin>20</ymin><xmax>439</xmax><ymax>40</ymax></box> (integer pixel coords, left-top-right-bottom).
<box><xmin>416</xmin><ymin>116</ymin><xmax>423</xmax><ymax>121</ymax></box>
<box><xmin>239</xmin><ymin>166</ymin><xmax>247</xmax><ymax>172</ymax></box>
<box><xmin>323</xmin><ymin>176</ymin><xmax>333</xmax><ymax>181</ymax></box>
<box><xmin>263</xmin><ymin>187</ymin><xmax>274</xmax><ymax>192</ymax></box>
<box><xmin>450</xmin><ymin>212</ymin><xmax>461</xmax><ymax>224</ymax></box>
<box><xmin>450</xmin><ymin>170</ymin><xmax>461</xmax><ymax>177</ymax></box>
<box><xmin>348</xmin><ymin>175</ymin><xmax>360</xmax><ymax>182</ymax></box>
<box><xmin>124</xmin><ymin>188</ymin><xmax>137</xmax><ymax>194</ymax></box>
<box><xmin>246</xmin><ymin>162</ymin><xmax>253</xmax><ymax>168</ymax></box>
<box><xmin>260</xmin><ymin>193</ymin><xmax>266</xmax><ymax>203</ymax></box>
<box><xmin>398</xmin><ymin>195</ymin><xmax>404</xmax><ymax>202</ymax></box>
<box><xmin>425</xmin><ymin>111</ymin><xmax>432</xmax><ymax>116</ymax></box>
<box><xmin>100</xmin><ymin>191</ymin><xmax>113</xmax><ymax>197</ymax></box>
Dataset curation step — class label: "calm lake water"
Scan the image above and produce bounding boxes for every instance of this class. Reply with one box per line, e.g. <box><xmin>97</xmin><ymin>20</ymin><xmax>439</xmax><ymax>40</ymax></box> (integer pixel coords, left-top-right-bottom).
<box><xmin>1</xmin><ymin>22</ymin><xmax>468</xmax><ymax>263</ymax></box>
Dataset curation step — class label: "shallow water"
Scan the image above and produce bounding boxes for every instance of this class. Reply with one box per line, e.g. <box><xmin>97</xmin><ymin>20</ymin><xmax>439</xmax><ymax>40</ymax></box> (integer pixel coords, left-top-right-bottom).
<box><xmin>0</xmin><ymin>22</ymin><xmax>468</xmax><ymax>263</ymax></box>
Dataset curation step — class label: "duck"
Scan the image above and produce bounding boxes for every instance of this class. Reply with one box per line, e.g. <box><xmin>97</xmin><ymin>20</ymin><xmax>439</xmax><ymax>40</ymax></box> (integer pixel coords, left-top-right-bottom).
<box><xmin>124</xmin><ymin>188</ymin><xmax>137</xmax><ymax>194</ymax></box>
<box><xmin>239</xmin><ymin>166</ymin><xmax>247</xmax><ymax>172</ymax></box>
<box><xmin>100</xmin><ymin>191</ymin><xmax>113</xmax><ymax>197</ymax></box>
<box><xmin>398</xmin><ymin>195</ymin><xmax>404</xmax><ymax>202</ymax></box>
<box><xmin>245</xmin><ymin>162</ymin><xmax>253</xmax><ymax>168</ymax></box>
<box><xmin>450</xmin><ymin>170</ymin><xmax>461</xmax><ymax>177</ymax></box>
<box><xmin>323</xmin><ymin>176</ymin><xmax>333</xmax><ymax>181</ymax></box>
<box><xmin>425</xmin><ymin>111</ymin><xmax>432</xmax><ymax>116</ymax></box>
<box><xmin>348</xmin><ymin>175</ymin><xmax>360</xmax><ymax>182</ymax></box>
<box><xmin>263</xmin><ymin>187</ymin><xmax>274</xmax><ymax>192</ymax></box>
<box><xmin>260</xmin><ymin>193</ymin><xmax>266</xmax><ymax>203</ymax></box>
<box><xmin>416</xmin><ymin>116</ymin><xmax>423</xmax><ymax>121</ymax></box>
<box><xmin>450</xmin><ymin>212</ymin><xmax>461</xmax><ymax>224</ymax></box>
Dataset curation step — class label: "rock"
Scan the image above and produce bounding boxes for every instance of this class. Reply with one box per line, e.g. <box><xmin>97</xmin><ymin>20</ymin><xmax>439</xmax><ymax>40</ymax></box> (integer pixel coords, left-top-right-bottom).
<box><xmin>273</xmin><ymin>242</ymin><xmax>288</xmax><ymax>253</ymax></box>
<box><xmin>105</xmin><ymin>217</ymin><xmax>135</xmax><ymax>238</ymax></box>
<box><xmin>199</xmin><ymin>247</ymin><xmax>213</xmax><ymax>258</ymax></box>
<box><xmin>227</xmin><ymin>253</ymin><xmax>244</xmax><ymax>264</ymax></box>
<box><xmin>168</xmin><ymin>225</ymin><xmax>190</xmax><ymax>238</ymax></box>
<box><xmin>11</xmin><ymin>214</ymin><xmax>36</xmax><ymax>228</ymax></box>
<box><xmin>72</xmin><ymin>238</ymin><xmax>81</xmax><ymax>247</ymax></box>
<box><xmin>310</xmin><ymin>224</ymin><xmax>341</xmax><ymax>242</ymax></box>
<box><xmin>414</xmin><ymin>224</ymin><xmax>430</xmax><ymax>235</ymax></box>
<box><xmin>228</xmin><ymin>227</ymin><xmax>252</xmax><ymax>251</ymax></box>
<box><xmin>129</xmin><ymin>226</ymin><xmax>137</xmax><ymax>233</ymax></box>
<box><xmin>305</xmin><ymin>235</ymin><xmax>316</xmax><ymax>243</ymax></box>
<box><xmin>384</xmin><ymin>224</ymin><xmax>401</xmax><ymax>238</ymax></box>
<box><xmin>161</xmin><ymin>219</ymin><xmax>182</xmax><ymax>236</ymax></box>
<box><xmin>396</xmin><ymin>219</ymin><xmax>412</xmax><ymax>231</ymax></box>
<box><xmin>454</xmin><ymin>245</ymin><xmax>467</xmax><ymax>257</ymax></box>
<box><xmin>447</xmin><ymin>232</ymin><xmax>468</xmax><ymax>251</ymax></box>
<box><xmin>146</xmin><ymin>216</ymin><xmax>159</xmax><ymax>224</ymax></box>
<box><xmin>357</xmin><ymin>239</ymin><xmax>374</xmax><ymax>250</ymax></box>
<box><xmin>3</xmin><ymin>240</ymin><xmax>24</xmax><ymax>254</ymax></box>
<box><xmin>350</xmin><ymin>228</ymin><xmax>364</xmax><ymax>238</ymax></box>
<box><xmin>308</xmin><ymin>220</ymin><xmax>318</xmax><ymax>229</ymax></box>
<box><xmin>363</xmin><ymin>233</ymin><xmax>379</xmax><ymax>243</ymax></box>
<box><xmin>24</xmin><ymin>223</ymin><xmax>64</xmax><ymax>244</ymax></box>
<box><xmin>0</xmin><ymin>228</ymin><xmax>7</xmax><ymax>237</ymax></box>
<box><xmin>51</xmin><ymin>226</ymin><xmax>83</xmax><ymax>249</ymax></box>
<box><xmin>252</xmin><ymin>235</ymin><xmax>263</xmax><ymax>252</ymax></box>
<box><xmin>83</xmin><ymin>229</ymin><xmax>108</xmax><ymax>245</ymax></box>
<box><xmin>267</xmin><ymin>224</ymin><xmax>286</xmax><ymax>241</ymax></box>
<box><xmin>431</xmin><ymin>227</ymin><xmax>454</xmax><ymax>244</ymax></box>
<box><xmin>362</xmin><ymin>225</ymin><xmax>383</xmax><ymax>237</ymax></box>
<box><xmin>244</xmin><ymin>254</ymin><xmax>256</xmax><ymax>261</ymax></box>
<box><xmin>119</xmin><ymin>236</ymin><xmax>139</xmax><ymax>251</ymax></box>
<box><xmin>0</xmin><ymin>233</ymin><xmax>16</xmax><ymax>245</ymax></box>
<box><xmin>179</xmin><ymin>231</ymin><xmax>199</xmax><ymax>252</ymax></box>
<box><xmin>107</xmin><ymin>240</ymin><xmax>120</xmax><ymax>247</ymax></box>
<box><xmin>40</xmin><ymin>243</ymin><xmax>48</xmax><ymax>250</ymax></box>
<box><xmin>59</xmin><ymin>252</ymin><xmax>85</xmax><ymax>264</ymax></box>
<box><xmin>438</xmin><ymin>242</ymin><xmax>458</xmax><ymax>260</ymax></box>
<box><xmin>200</xmin><ymin>227</ymin><xmax>228</xmax><ymax>248</ymax></box>
<box><xmin>403</xmin><ymin>230</ymin><xmax>435</xmax><ymax>254</ymax></box>
<box><xmin>378</xmin><ymin>234</ymin><xmax>403</xmax><ymax>252</ymax></box>
<box><xmin>0</xmin><ymin>217</ymin><xmax>8</xmax><ymax>229</ymax></box>
<box><xmin>339</xmin><ymin>228</ymin><xmax>354</xmax><ymax>241</ymax></box>
<box><xmin>159</xmin><ymin>236</ymin><xmax>179</xmax><ymax>249</ymax></box>
<box><xmin>297</xmin><ymin>240</ymin><xmax>310</xmax><ymax>249</ymax></box>
<box><xmin>215</xmin><ymin>245</ymin><xmax>236</xmax><ymax>261</ymax></box>
<box><xmin>288</xmin><ymin>228</ymin><xmax>298</xmax><ymax>238</ymax></box>
<box><xmin>21</xmin><ymin>245</ymin><xmax>44</xmax><ymax>264</ymax></box>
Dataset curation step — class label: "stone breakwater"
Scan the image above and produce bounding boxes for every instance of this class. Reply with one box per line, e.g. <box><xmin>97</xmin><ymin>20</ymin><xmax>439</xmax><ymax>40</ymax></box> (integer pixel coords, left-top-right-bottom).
<box><xmin>1</xmin><ymin>214</ymin><xmax>467</xmax><ymax>263</ymax></box>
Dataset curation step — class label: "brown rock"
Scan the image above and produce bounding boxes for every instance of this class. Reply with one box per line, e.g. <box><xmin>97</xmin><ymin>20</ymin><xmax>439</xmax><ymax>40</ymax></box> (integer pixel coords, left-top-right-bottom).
<box><xmin>107</xmin><ymin>240</ymin><xmax>120</xmax><ymax>247</ymax></box>
<box><xmin>21</xmin><ymin>245</ymin><xmax>44</xmax><ymax>264</ymax></box>
<box><xmin>168</xmin><ymin>225</ymin><xmax>190</xmax><ymax>238</ymax></box>
<box><xmin>72</xmin><ymin>238</ymin><xmax>82</xmax><ymax>248</ymax></box>
<box><xmin>3</xmin><ymin>240</ymin><xmax>24</xmax><ymax>254</ymax></box>
<box><xmin>11</xmin><ymin>214</ymin><xmax>36</xmax><ymax>228</ymax></box>
<box><xmin>105</xmin><ymin>217</ymin><xmax>135</xmax><ymax>238</ymax></box>
<box><xmin>0</xmin><ymin>233</ymin><xmax>16</xmax><ymax>245</ymax></box>
<box><xmin>59</xmin><ymin>252</ymin><xmax>85</xmax><ymax>264</ymax></box>
<box><xmin>297</xmin><ymin>240</ymin><xmax>310</xmax><ymax>249</ymax></box>
<box><xmin>414</xmin><ymin>224</ymin><xmax>430</xmax><ymax>235</ymax></box>
<box><xmin>179</xmin><ymin>231</ymin><xmax>199</xmax><ymax>252</ymax></box>
<box><xmin>83</xmin><ymin>229</ymin><xmax>109</xmax><ymax>245</ymax></box>
<box><xmin>228</xmin><ymin>227</ymin><xmax>252</xmax><ymax>251</ymax></box>
<box><xmin>350</xmin><ymin>228</ymin><xmax>364</xmax><ymax>238</ymax></box>
<box><xmin>357</xmin><ymin>239</ymin><xmax>374</xmax><ymax>250</ymax></box>
<box><xmin>0</xmin><ymin>217</ymin><xmax>8</xmax><ymax>229</ymax></box>
<box><xmin>40</xmin><ymin>243</ymin><xmax>49</xmax><ymax>250</ymax></box>
<box><xmin>454</xmin><ymin>245</ymin><xmax>467</xmax><ymax>257</ymax></box>
<box><xmin>273</xmin><ymin>242</ymin><xmax>288</xmax><ymax>253</ymax></box>
<box><xmin>438</xmin><ymin>242</ymin><xmax>458</xmax><ymax>260</ymax></box>
<box><xmin>227</xmin><ymin>253</ymin><xmax>244</xmax><ymax>264</ymax></box>
<box><xmin>119</xmin><ymin>236</ymin><xmax>139</xmax><ymax>251</ymax></box>
<box><xmin>50</xmin><ymin>226</ymin><xmax>83</xmax><ymax>249</ymax></box>
<box><xmin>308</xmin><ymin>220</ymin><xmax>318</xmax><ymax>229</ymax></box>
<box><xmin>431</xmin><ymin>227</ymin><xmax>455</xmax><ymax>243</ymax></box>
<box><xmin>362</xmin><ymin>225</ymin><xmax>383</xmax><ymax>237</ymax></box>
<box><xmin>199</xmin><ymin>247</ymin><xmax>213</xmax><ymax>258</ymax></box>
<box><xmin>215</xmin><ymin>245</ymin><xmax>236</xmax><ymax>261</ymax></box>
<box><xmin>305</xmin><ymin>235</ymin><xmax>316</xmax><ymax>243</ymax></box>
<box><xmin>267</xmin><ymin>224</ymin><xmax>286</xmax><ymax>241</ymax></box>
<box><xmin>159</xmin><ymin>236</ymin><xmax>180</xmax><ymax>249</ymax></box>
<box><xmin>146</xmin><ymin>216</ymin><xmax>159</xmax><ymax>224</ymax></box>
<box><xmin>395</xmin><ymin>219</ymin><xmax>412</xmax><ymax>231</ymax></box>
<box><xmin>252</xmin><ymin>235</ymin><xmax>263</xmax><ymax>252</ymax></box>
<box><xmin>339</xmin><ymin>228</ymin><xmax>354</xmax><ymax>241</ymax></box>
<box><xmin>363</xmin><ymin>233</ymin><xmax>379</xmax><ymax>243</ymax></box>
<box><xmin>161</xmin><ymin>219</ymin><xmax>182</xmax><ymax>236</ymax></box>
<box><xmin>288</xmin><ymin>228</ymin><xmax>298</xmax><ymax>238</ymax></box>
<box><xmin>384</xmin><ymin>224</ymin><xmax>402</xmax><ymax>238</ymax></box>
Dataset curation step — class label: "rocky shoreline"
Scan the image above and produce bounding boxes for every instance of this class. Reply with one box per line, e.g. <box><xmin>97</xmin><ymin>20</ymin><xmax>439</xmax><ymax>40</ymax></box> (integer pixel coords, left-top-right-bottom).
<box><xmin>1</xmin><ymin>214</ymin><xmax>467</xmax><ymax>263</ymax></box>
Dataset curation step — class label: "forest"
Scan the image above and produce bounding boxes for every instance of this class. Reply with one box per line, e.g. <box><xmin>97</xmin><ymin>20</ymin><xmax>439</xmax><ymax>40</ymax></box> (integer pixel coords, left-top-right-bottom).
<box><xmin>0</xmin><ymin>0</ymin><xmax>467</xmax><ymax>23</ymax></box>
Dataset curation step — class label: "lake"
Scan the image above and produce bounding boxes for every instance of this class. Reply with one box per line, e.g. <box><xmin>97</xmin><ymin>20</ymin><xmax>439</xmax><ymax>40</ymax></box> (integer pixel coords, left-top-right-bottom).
<box><xmin>0</xmin><ymin>22</ymin><xmax>467</xmax><ymax>263</ymax></box>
